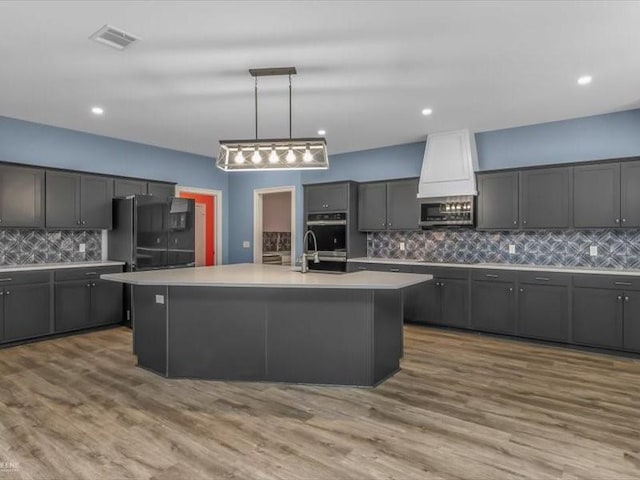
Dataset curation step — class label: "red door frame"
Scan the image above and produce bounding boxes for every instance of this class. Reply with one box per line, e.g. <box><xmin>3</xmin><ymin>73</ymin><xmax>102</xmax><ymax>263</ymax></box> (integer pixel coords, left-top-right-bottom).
<box><xmin>178</xmin><ymin>192</ymin><xmax>215</xmax><ymax>266</ymax></box>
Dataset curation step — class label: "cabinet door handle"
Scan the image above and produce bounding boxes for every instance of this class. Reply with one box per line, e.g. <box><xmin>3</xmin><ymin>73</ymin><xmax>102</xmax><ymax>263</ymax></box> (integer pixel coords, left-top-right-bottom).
<box><xmin>617</xmin><ymin>295</ymin><xmax>623</xmax><ymax>301</ymax></box>
<box><xmin>535</xmin><ymin>277</ymin><xmax>550</xmax><ymax>281</ymax></box>
<box><xmin>0</xmin><ymin>291</ymin><xmax>3</xmax><ymax>296</ymax></box>
<box><xmin>523</xmin><ymin>220</ymin><xmax>527</xmax><ymax>225</ymax></box>
<box><xmin>615</xmin><ymin>218</ymin><xmax>620</xmax><ymax>224</ymax></box>
<box><xmin>615</xmin><ymin>281</ymin><xmax>632</xmax><ymax>286</ymax></box>
<box><xmin>485</xmin><ymin>274</ymin><xmax>499</xmax><ymax>278</ymax></box>
<box><xmin>82</xmin><ymin>220</ymin><xmax>86</xmax><ymax>225</ymax></box>
<box><xmin>519</xmin><ymin>288</ymin><xmax>524</xmax><ymax>292</ymax></box>
<box><xmin>622</xmin><ymin>218</ymin><xmax>627</xmax><ymax>223</ymax></box>
<box><xmin>625</xmin><ymin>296</ymin><xmax>630</xmax><ymax>302</ymax></box>
<box><xmin>508</xmin><ymin>287</ymin><xmax>513</xmax><ymax>292</ymax></box>
<box><xmin>0</xmin><ymin>278</ymin><xmax>12</xmax><ymax>282</ymax></box>
<box><xmin>87</xmin><ymin>283</ymin><xmax>91</xmax><ymax>287</ymax></box>
<box><xmin>77</xmin><ymin>220</ymin><xmax>81</xmax><ymax>225</ymax></box>
<box><xmin>92</xmin><ymin>283</ymin><xmax>96</xmax><ymax>287</ymax></box>
<box><xmin>4</xmin><ymin>290</ymin><xmax>9</xmax><ymax>295</ymax></box>
<box><xmin>513</xmin><ymin>220</ymin><xmax>517</xmax><ymax>225</ymax></box>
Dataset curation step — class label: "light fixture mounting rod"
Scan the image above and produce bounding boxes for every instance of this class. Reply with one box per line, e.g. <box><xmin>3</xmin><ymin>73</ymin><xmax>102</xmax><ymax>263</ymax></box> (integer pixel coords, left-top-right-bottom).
<box><xmin>254</xmin><ymin>77</ymin><xmax>258</xmax><ymax>140</ymax></box>
<box><xmin>249</xmin><ymin>66</ymin><xmax>297</xmax><ymax>77</ymax></box>
<box><xmin>289</xmin><ymin>74</ymin><xmax>292</xmax><ymax>139</ymax></box>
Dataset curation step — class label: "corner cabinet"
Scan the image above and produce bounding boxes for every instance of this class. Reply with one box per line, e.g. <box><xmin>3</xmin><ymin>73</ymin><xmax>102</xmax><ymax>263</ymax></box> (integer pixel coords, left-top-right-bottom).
<box><xmin>358</xmin><ymin>178</ymin><xmax>419</xmax><ymax>231</ymax></box>
<box><xmin>0</xmin><ymin>165</ymin><xmax>45</xmax><ymax>228</ymax></box>
<box><xmin>46</xmin><ymin>171</ymin><xmax>113</xmax><ymax>229</ymax></box>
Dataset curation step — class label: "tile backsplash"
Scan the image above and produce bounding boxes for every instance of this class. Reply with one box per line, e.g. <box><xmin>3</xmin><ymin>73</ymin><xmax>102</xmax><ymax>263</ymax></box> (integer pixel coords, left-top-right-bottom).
<box><xmin>263</xmin><ymin>232</ymin><xmax>291</xmax><ymax>253</ymax></box>
<box><xmin>0</xmin><ymin>230</ymin><xmax>102</xmax><ymax>265</ymax></box>
<box><xmin>368</xmin><ymin>229</ymin><xmax>640</xmax><ymax>269</ymax></box>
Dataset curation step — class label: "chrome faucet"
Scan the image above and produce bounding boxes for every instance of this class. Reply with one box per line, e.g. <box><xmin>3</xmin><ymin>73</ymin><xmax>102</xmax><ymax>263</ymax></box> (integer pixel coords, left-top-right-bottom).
<box><xmin>301</xmin><ymin>230</ymin><xmax>320</xmax><ymax>273</ymax></box>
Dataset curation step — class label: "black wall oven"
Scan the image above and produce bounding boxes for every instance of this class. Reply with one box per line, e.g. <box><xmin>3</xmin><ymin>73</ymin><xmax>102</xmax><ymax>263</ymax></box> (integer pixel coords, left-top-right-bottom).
<box><xmin>306</xmin><ymin>212</ymin><xmax>347</xmax><ymax>272</ymax></box>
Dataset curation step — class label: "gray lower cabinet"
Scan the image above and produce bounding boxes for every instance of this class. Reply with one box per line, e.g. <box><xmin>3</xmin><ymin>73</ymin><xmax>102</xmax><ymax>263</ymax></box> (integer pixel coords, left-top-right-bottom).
<box><xmin>91</xmin><ymin>279</ymin><xmax>124</xmax><ymax>326</ymax></box>
<box><xmin>305</xmin><ymin>183</ymin><xmax>349</xmax><ymax>212</ymax></box>
<box><xmin>438</xmin><ymin>278</ymin><xmax>469</xmax><ymax>328</ymax></box>
<box><xmin>573</xmin><ymin>163</ymin><xmax>621</xmax><ymax>228</ymax></box>
<box><xmin>519</xmin><ymin>167</ymin><xmax>572</xmax><ymax>229</ymax></box>
<box><xmin>572</xmin><ymin>287</ymin><xmax>623</xmax><ymax>348</ymax></box>
<box><xmin>477</xmin><ymin>171</ymin><xmax>519</xmax><ymax>230</ymax></box>
<box><xmin>2</xmin><ymin>283</ymin><xmax>51</xmax><ymax>341</ymax></box>
<box><xmin>114</xmin><ymin>178</ymin><xmax>147</xmax><ymax>198</ymax></box>
<box><xmin>358</xmin><ymin>182</ymin><xmax>387</xmax><ymax>231</ymax></box>
<box><xmin>471</xmin><ymin>271</ymin><xmax>517</xmax><ymax>334</ymax></box>
<box><xmin>623</xmin><ymin>290</ymin><xmax>640</xmax><ymax>351</ymax></box>
<box><xmin>517</xmin><ymin>275</ymin><xmax>570</xmax><ymax>342</ymax></box>
<box><xmin>55</xmin><ymin>280</ymin><xmax>92</xmax><ymax>332</ymax></box>
<box><xmin>147</xmin><ymin>182</ymin><xmax>175</xmax><ymax>200</ymax></box>
<box><xmin>0</xmin><ymin>165</ymin><xmax>45</xmax><ymax>228</ymax></box>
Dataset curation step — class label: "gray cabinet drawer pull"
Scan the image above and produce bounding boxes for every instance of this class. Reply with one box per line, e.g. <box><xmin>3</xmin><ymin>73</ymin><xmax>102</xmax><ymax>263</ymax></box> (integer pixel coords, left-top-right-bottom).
<box><xmin>485</xmin><ymin>274</ymin><xmax>499</xmax><ymax>278</ymax></box>
<box><xmin>535</xmin><ymin>277</ymin><xmax>550</xmax><ymax>281</ymax></box>
<box><xmin>0</xmin><ymin>278</ymin><xmax>12</xmax><ymax>282</ymax></box>
<box><xmin>389</xmin><ymin>268</ymin><xmax>400</xmax><ymax>272</ymax></box>
<box><xmin>85</xmin><ymin>272</ymin><xmax>98</xmax><ymax>276</ymax></box>
<box><xmin>615</xmin><ymin>281</ymin><xmax>632</xmax><ymax>286</ymax></box>
<box><xmin>357</xmin><ymin>266</ymin><xmax>367</xmax><ymax>270</ymax></box>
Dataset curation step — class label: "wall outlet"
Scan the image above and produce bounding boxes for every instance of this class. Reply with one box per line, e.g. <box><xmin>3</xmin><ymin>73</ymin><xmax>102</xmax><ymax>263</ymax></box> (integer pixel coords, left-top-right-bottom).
<box><xmin>508</xmin><ymin>244</ymin><xmax>516</xmax><ymax>255</ymax></box>
<box><xmin>155</xmin><ymin>295</ymin><xmax>165</xmax><ymax>305</ymax></box>
<box><xmin>79</xmin><ymin>243</ymin><xmax>86</xmax><ymax>253</ymax></box>
<box><xmin>590</xmin><ymin>245</ymin><xmax>598</xmax><ymax>257</ymax></box>
<box><xmin>243</xmin><ymin>240</ymin><xmax>251</xmax><ymax>249</ymax></box>
<box><xmin>399</xmin><ymin>241</ymin><xmax>406</xmax><ymax>252</ymax></box>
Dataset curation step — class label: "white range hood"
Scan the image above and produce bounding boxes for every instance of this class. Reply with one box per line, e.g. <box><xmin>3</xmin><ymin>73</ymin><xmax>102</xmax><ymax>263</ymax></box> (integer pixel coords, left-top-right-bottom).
<box><xmin>417</xmin><ymin>129</ymin><xmax>479</xmax><ymax>199</ymax></box>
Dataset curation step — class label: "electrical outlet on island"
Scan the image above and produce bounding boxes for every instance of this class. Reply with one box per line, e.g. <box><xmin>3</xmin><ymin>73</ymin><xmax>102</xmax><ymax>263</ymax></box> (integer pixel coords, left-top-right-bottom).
<box><xmin>243</xmin><ymin>241</ymin><xmax>251</xmax><ymax>249</ymax></box>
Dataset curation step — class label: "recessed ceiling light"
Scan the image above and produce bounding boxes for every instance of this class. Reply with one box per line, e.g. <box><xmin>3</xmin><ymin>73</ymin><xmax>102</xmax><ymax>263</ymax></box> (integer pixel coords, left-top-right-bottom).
<box><xmin>577</xmin><ymin>75</ymin><xmax>592</xmax><ymax>86</ymax></box>
<box><xmin>91</xmin><ymin>106</ymin><xmax>104</xmax><ymax>115</ymax></box>
<box><xmin>421</xmin><ymin>108</ymin><xmax>433</xmax><ymax>116</ymax></box>
<box><xmin>317</xmin><ymin>129</ymin><xmax>326</xmax><ymax>136</ymax></box>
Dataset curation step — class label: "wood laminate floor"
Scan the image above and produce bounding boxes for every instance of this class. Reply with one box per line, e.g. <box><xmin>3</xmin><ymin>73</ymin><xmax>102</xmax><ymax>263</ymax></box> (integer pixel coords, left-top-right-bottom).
<box><xmin>0</xmin><ymin>326</ymin><xmax>639</xmax><ymax>480</ymax></box>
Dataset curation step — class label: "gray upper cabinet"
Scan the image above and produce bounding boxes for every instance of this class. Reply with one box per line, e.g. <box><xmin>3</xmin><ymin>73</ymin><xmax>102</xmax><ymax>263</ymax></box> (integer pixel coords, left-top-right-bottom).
<box><xmin>358</xmin><ymin>183</ymin><xmax>387</xmax><ymax>231</ymax></box>
<box><xmin>477</xmin><ymin>171</ymin><xmax>519</xmax><ymax>230</ymax></box>
<box><xmin>114</xmin><ymin>178</ymin><xmax>147</xmax><ymax>197</ymax></box>
<box><xmin>147</xmin><ymin>182</ymin><xmax>175</xmax><ymax>200</ymax></box>
<box><xmin>45</xmin><ymin>171</ymin><xmax>82</xmax><ymax>228</ymax></box>
<box><xmin>0</xmin><ymin>165</ymin><xmax>45</xmax><ymax>228</ymax></box>
<box><xmin>358</xmin><ymin>178</ymin><xmax>419</xmax><ymax>231</ymax></box>
<box><xmin>519</xmin><ymin>167</ymin><xmax>572</xmax><ymax>229</ymax></box>
<box><xmin>387</xmin><ymin>179</ymin><xmax>419</xmax><ymax>230</ymax></box>
<box><xmin>46</xmin><ymin>171</ymin><xmax>112</xmax><ymax>229</ymax></box>
<box><xmin>305</xmin><ymin>183</ymin><xmax>349</xmax><ymax>212</ymax></box>
<box><xmin>620</xmin><ymin>161</ymin><xmax>640</xmax><ymax>227</ymax></box>
<box><xmin>573</xmin><ymin>163</ymin><xmax>621</xmax><ymax>228</ymax></box>
<box><xmin>81</xmin><ymin>175</ymin><xmax>113</xmax><ymax>229</ymax></box>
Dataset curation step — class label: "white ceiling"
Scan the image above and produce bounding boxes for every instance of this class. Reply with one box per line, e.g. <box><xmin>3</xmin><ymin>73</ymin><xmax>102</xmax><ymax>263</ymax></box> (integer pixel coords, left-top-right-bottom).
<box><xmin>0</xmin><ymin>1</ymin><xmax>639</xmax><ymax>157</ymax></box>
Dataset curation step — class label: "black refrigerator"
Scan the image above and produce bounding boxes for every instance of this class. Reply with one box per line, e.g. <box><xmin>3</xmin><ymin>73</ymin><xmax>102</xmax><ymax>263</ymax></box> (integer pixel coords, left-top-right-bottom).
<box><xmin>108</xmin><ymin>195</ymin><xmax>196</xmax><ymax>325</ymax></box>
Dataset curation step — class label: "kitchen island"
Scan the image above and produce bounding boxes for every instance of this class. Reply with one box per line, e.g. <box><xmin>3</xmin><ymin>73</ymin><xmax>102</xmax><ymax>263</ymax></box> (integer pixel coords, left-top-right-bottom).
<box><xmin>102</xmin><ymin>263</ymin><xmax>432</xmax><ymax>386</ymax></box>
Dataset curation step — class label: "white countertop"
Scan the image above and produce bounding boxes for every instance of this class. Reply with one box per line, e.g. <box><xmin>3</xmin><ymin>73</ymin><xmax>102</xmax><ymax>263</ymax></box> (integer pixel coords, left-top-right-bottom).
<box><xmin>101</xmin><ymin>263</ymin><xmax>432</xmax><ymax>289</ymax></box>
<box><xmin>0</xmin><ymin>261</ymin><xmax>125</xmax><ymax>274</ymax></box>
<box><xmin>348</xmin><ymin>257</ymin><xmax>640</xmax><ymax>277</ymax></box>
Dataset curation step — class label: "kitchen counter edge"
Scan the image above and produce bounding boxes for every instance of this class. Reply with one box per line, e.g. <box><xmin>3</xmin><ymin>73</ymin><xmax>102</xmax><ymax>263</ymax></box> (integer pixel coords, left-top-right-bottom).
<box><xmin>0</xmin><ymin>261</ymin><xmax>125</xmax><ymax>274</ymax></box>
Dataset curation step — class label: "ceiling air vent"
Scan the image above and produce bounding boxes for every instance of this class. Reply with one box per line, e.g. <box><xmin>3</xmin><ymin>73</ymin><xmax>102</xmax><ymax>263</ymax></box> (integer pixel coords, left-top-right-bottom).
<box><xmin>89</xmin><ymin>24</ymin><xmax>139</xmax><ymax>50</ymax></box>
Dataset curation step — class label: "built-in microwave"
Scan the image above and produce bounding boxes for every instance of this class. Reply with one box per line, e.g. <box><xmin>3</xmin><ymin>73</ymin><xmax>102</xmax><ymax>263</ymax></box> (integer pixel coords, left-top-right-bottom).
<box><xmin>419</xmin><ymin>196</ymin><xmax>475</xmax><ymax>227</ymax></box>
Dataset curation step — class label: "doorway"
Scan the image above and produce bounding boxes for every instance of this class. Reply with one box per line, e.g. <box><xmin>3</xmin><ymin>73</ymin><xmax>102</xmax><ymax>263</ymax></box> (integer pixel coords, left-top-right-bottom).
<box><xmin>175</xmin><ymin>186</ymin><xmax>222</xmax><ymax>266</ymax></box>
<box><xmin>253</xmin><ymin>186</ymin><xmax>296</xmax><ymax>266</ymax></box>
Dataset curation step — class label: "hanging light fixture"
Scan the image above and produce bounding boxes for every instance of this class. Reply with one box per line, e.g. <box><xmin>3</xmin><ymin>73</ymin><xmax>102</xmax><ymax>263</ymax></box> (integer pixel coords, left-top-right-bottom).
<box><xmin>217</xmin><ymin>67</ymin><xmax>329</xmax><ymax>172</ymax></box>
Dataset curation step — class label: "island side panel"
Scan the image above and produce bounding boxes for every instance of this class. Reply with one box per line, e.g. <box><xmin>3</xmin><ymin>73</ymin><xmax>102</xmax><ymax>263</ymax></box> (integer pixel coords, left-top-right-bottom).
<box><xmin>265</xmin><ymin>288</ymin><xmax>374</xmax><ymax>386</ymax></box>
<box><xmin>167</xmin><ymin>286</ymin><xmax>267</xmax><ymax>380</ymax></box>
<box><xmin>372</xmin><ymin>289</ymin><xmax>403</xmax><ymax>384</ymax></box>
<box><xmin>132</xmin><ymin>285</ymin><xmax>168</xmax><ymax>376</ymax></box>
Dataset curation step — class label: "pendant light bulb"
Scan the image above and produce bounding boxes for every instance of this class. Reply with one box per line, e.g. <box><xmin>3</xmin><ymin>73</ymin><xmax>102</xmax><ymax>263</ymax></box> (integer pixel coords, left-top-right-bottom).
<box><xmin>234</xmin><ymin>147</ymin><xmax>245</xmax><ymax>164</ymax></box>
<box><xmin>251</xmin><ymin>148</ymin><xmax>262</xmax><ymax>164</ymax></box>
<box><xmin>286</xmin><ymin>148</ymin><xmax>296</xmax><ymax>164</ymax></box>
<box><xmin>303</xmin><ymin>144</ymin><xmax>313</xmax><ymax>163</ymax></box>
<box><xmin>268</xmin><ymin>146</ymin><xmax>279</xmax><ymax>164</ymax></box>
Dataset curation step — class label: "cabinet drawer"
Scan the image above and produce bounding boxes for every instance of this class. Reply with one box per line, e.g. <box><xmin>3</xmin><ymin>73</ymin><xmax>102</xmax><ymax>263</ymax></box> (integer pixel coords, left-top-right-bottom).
<box><xmin>0</xmin><ymin>270</ymin><xmax>50</xmax><ymax>285</ymax></box>
<box><xmin>572</xmin><ymin>274</ymin><xmax>640</xmax><ymax>291</ymax></box>
<box><xmin>518</xmin><ymin>271</ymin><xmax>571</xmax><ymax>286</ymax></box>
<box><xmin>471</xmin><ymin>269</ymin><xmax>518</xmax><ymax>282</ymax></box>
<box><xmin>54</xmin><ymin>266</ymin><xmax>123</xmax><ymax>282</ymax></box>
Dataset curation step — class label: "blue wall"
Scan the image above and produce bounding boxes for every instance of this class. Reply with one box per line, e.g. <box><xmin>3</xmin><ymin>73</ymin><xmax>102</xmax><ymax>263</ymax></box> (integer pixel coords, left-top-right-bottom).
<box><xmin>0</xmin><ymin>116</ymin><xmax>230</xmax><ymax>263</ymax></box>
<box><xmin>4</xmin><ymin>108</ymin><xmax>640</xmax><ymax>265</ymax></box>
<box><xmin>476</xmin><ymin>109</ymin><xmax>640</xmax><ymax>170</ymax></box>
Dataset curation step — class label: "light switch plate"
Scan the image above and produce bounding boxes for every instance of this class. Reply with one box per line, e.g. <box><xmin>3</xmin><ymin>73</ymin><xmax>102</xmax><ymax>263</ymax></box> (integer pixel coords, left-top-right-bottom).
<box><xmin>155</xmin><ymin>295</ymin><xmax>165</xmax><ymax>304</ymax></box>
<box><xmin>508</xmin><ymin>244</ymin><xmax>516</xmax><ymax>254</ymax></box>
<box><xmin>79</xmin><ymin>243</ymin><xmax>86</xmax><ymax>253</ymax></box>
<box><xmin>399</xmin><ymin>241</ymin><xmax>406</xmax><ymax>252</ymax></box>
<box><xmin>590</xmin><ymin>245</ymin><xmax>598</xmax><ymax>257</ymax></box>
